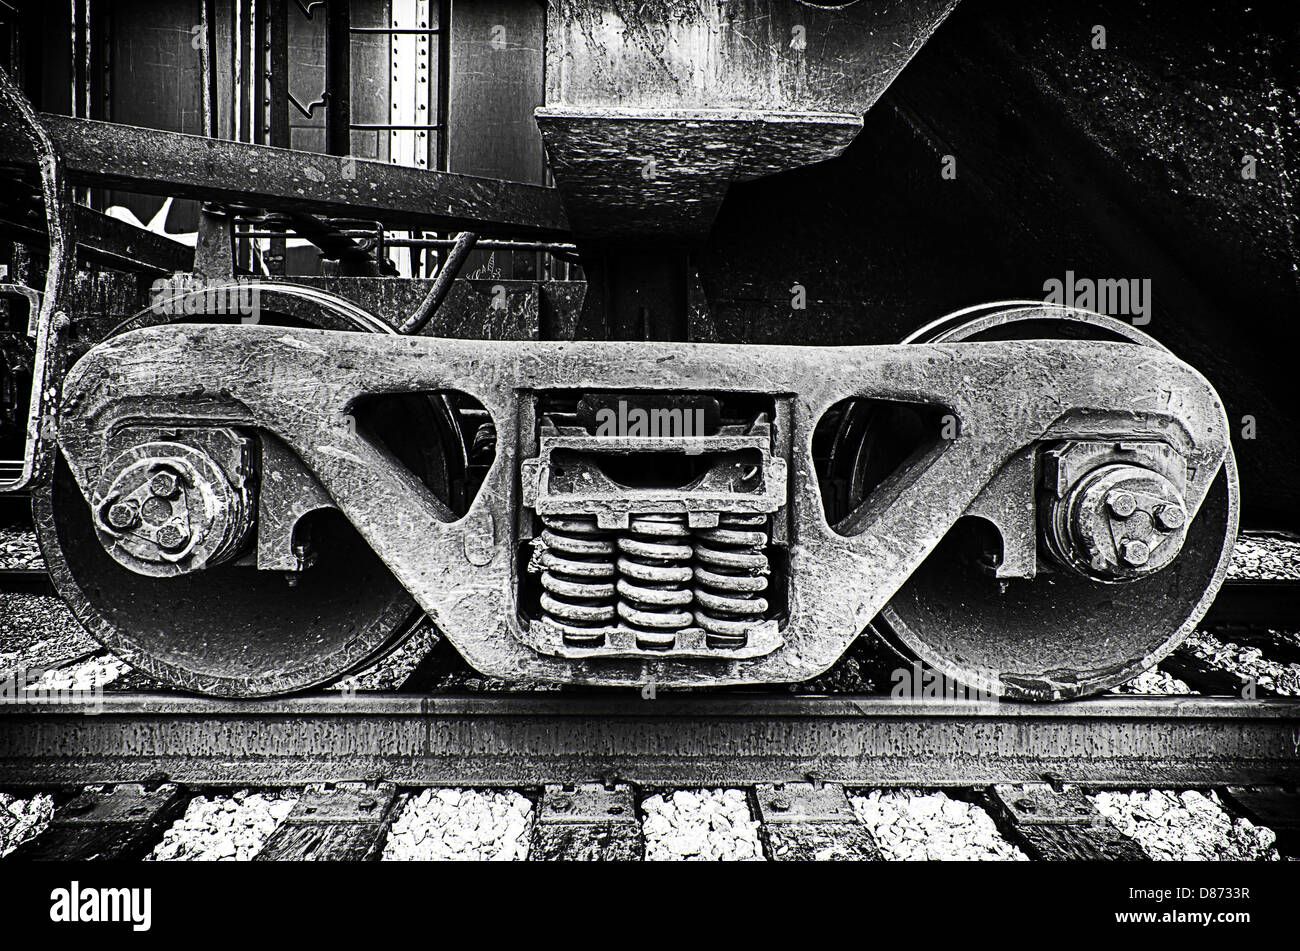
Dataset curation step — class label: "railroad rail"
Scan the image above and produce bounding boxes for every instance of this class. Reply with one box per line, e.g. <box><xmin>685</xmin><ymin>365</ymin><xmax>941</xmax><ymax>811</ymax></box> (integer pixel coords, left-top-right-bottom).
<box><xmin>2</xmin><ymin>693</ymin><xmax>1297</xmax><ymax>789</ymax></box>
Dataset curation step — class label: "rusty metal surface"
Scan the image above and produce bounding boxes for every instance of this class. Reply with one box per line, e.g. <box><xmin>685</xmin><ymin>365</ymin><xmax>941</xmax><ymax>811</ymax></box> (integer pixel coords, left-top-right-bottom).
<box><xmin>7</xmin><ymin>782</ymin><xmax>192</xmax><ymax>861</ymax></box>
<box><xmin>536</xmin><ymin>108</ymin><xmax>861</xmax><ymax>242</ymax></box>
<box><xmin>0</xmin><ymin>66</ymin><xmax>73</xmax><ymax>496</ymax></box>
<box><xmin>986</xmin><ymin>783</ymin><xmax>1149</xmax><ymax>861</ymax></box>
<box><xmin>753</xmin><ymin>782</ymin><xmax>857</xmax><ymax>825</ymax></box>
<box><xmin>544</xmin><ymin>0</ymin><xmax>960</xmax><ymax>115</ymax></box>
<box><xmin>532</xmin><ymin>784</ymin><xmax>644</xmax><ymax>860</ymax></box>
<box><xmin>875</xmin><ymin>305</ymin><xmax>1239</xmax><ymax>701</ymax></box>
<box><xmin>32</xmin><ymin>283</ymin><xmax>467</xmax><ymax>697</ymax></box>
<box><xmin>538</xmin><ymin>1</ymin><xmax>956</xmax><ymax>241</ymax></box>
<box><xmin>0</xmin><ymin>694</ymin><xmax>1296</xmax><ymax>787</ymax></box>
<box><xmin>0</xmin><ymin>198</ymin><xmax>192</xmax><ymax>275</ymax></box>
<box><xmin>46</xmin><ymin>315</ymin><xmax>1230</xmax><ymax>694</ymax></box>
<box><xmin>0</xmin><ymin>115</ymin><xmax>571</xmax><ymax>239</ymax></box>
<box><xmin>253</xmin><ymin>782</ymin><xmax>399</xmax><ymax>862</ymax></box>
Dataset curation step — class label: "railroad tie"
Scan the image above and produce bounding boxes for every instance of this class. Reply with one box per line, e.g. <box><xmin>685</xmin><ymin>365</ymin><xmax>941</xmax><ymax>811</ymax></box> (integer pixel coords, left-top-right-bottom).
<box><xmin>985</xmin><ymin>783</ymin><xmax>1148</xmax><ymax>861</ymax></box>
<box><xmin>10</xmin><ymin>783</ymin><xmax>192</xmax><ymax>861</ymax></box>
<box><xmin>253</xmin><ymin>782</ymin><xmax>399</xmax><ymax>862</ymax></box>
<box><xmin>1222</xmin><ymin>786</ymin><xmax>1300</xmax><ymax>858</ymax></box>
<box><xmin>530</xmin><ymin>784</ymin><xmax>643</xmax><ymax>861</ymax></box>
<box><xmin>754</xmin><ymin>782</ymin><xmax>882</xmax><ymax>862</ymax></box>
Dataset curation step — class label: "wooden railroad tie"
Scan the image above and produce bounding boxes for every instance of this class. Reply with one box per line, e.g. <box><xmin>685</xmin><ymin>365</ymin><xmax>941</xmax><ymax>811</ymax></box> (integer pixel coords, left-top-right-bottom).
<box><xmin>11</xmin><ymin>782</ymin><xmax>191</xmax><ymax>861</ymax></box>
<box><xmin>754</xmin><ymin>782</ymin><xmax>882</xmax><ymax>862</ymax></box>
<box><xmin>253</xmin><ymin>782</ymin><xmax>399</xmax><ymax>862</ymax></box>
<box><xmin>530</xmin><ymin>784</ymin><xmax>644</xmax><ymax>861</ymax></box>
<box><xmin>986</xmin><ymin>783</ymin><xmax>1148</xmax><ymax>861</ymax></box>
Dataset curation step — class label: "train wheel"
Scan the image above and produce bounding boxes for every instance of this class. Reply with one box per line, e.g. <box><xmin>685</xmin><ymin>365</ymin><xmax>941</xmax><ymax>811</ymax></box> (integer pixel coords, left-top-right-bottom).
<box><xmin>854</xmin><ymin>303</ymin><xmax>1239</xmax><ymax>699</ymax></box>
<box><xmin>34</xmin><ymin>287</ymin><xmax>465</xmax><ymax>696</ymax></box>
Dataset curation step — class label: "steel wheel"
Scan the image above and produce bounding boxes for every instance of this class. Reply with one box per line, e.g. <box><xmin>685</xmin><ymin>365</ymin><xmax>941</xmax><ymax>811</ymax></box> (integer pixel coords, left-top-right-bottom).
<box><xmin>35</xmin><ymin>286</ymin><xmax>464</xmax><ymax>696</ymax></box>
<box><xmin>855</xmin><ymin>303</ymin><xmax>1238</xmax><ymax>699</ymax></box>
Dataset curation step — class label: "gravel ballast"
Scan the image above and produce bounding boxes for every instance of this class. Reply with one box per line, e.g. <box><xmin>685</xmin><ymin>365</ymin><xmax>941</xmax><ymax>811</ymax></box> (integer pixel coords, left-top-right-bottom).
<box><xmin>1183</xmin><ymin>629</ymin><xmax>1300</xmax><ymax>695</ymax></box>
<box><xmin>382</xmin><ymin>789</ymin><xmax>533</xmax><ymax>860</ymax></box>
<box><xmin>0</xmin><ymin>593</ymin><xmax>96</xmax><ymax>671</ymax></box>
<box><xmin>851</xmin><ymin>790</ymin><xmax>1028</xmax><ymax>861</ymax></box>
<box><xmin>24</xmin><ymin>653</ymin><xmax>131</xmax><ymax>693</ymax></box>
<box><xmin>1228</xmin><ymin>534</ymin><xmax>1300</xmax><ymax>581</ymax></box>
<box><xmin>0</xmin><ymin>792</ymin><xmax>54</xmax><ymax>857</ymax></box>
<box><xmin>1111</xmin><ymin>666</ymin><xmax>1192</xmax><ymax>695</ymax></box>
<box><xmin>0</xmin><ymin>526</ymin><xmax>43</xmax><ymax>570</ymax></box>
<box><xmin>1090</xmin><ymin>790</ymin><xmax>1279</xmax><ymax>861</ymax></box>
<box><xmin>149</xmin><ymin>790</ymin><xmax>297</xmax><ymax>861</ymax></box>
<box><xmin>641</xmin><ymin>789</ymin><xmax>764</xmax><ymax>860</ymax></box>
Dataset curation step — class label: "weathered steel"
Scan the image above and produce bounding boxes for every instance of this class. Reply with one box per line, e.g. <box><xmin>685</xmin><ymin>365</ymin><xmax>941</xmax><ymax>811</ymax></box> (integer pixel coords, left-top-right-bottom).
<box><xmin>0</xmin><ymin>115</ymin><xmax>570</xmax><ymax>239</ymax></box>
<box><xmin>874</xmin><ymin>306</ymin><xmax>1238</xmax><ymax>701</ymax></box>
<box><xmin>539</xmin><ymin>0</ymin><xmax>957</xmax><ymax>241</ymax></box>
<box><xmin>399</xmin><ymin>232</ymin><xmax>480</xmax><ymax>335</ymax></box>
<box><xmin>0</xmin><ymin>67</ymin><xmax>74</xmax><ymax>496</ymax></box>
<box><xmin>34</xmin><ymin>283</ymin><xmax>464</xmax><ymax>697</ymax></box>
<box><xmin>46</xmin><ymin>306</ymin><xmax>1230</xmax><ymax>695</ymax></box>
<box><xmin>0</xmin><ymin>199</ymin><xmax>192</xmax><ymax>274</ymax></box>
<box><xmin>0</xmin><ymin>695</ymin><xmax>1296</xmax><ymax>787</ymax></box>
<box><xmin>545</xmin><ymin>0</ymin><xmax>961</xmax><ymax>115</ymax></box>
<box><xmin>536</xmin><ymin>108</ymin><xmax>861</xmax><ymax>242</ymax></box>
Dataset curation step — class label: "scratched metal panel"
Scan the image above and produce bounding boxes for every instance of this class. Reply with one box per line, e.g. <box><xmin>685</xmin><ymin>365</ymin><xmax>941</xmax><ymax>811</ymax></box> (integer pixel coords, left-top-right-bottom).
<box><xmin>104</xmin><ymin>1</ymin><xmax>205</xmax><ymax>235</ymax></box>
<box><xmin>449</xmin><ymin>0</ymin><xmax>546</xmax><ymax>280</ymax></box>
<box><xmin>544</xmin><ymin>0</ymin><xmax>960</xmax><ymax>113</ymax></box>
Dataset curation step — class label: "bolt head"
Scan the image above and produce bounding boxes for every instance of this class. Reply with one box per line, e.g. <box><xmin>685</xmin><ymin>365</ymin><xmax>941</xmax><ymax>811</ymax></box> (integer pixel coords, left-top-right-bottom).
<box><xmin>156</xmin><ymin>524</ymin><xmax>189</xmax><ymax>552</ymax></box>
<box><xmin>1106</xmin><ymin>489</ymin><xmax>1137</xmax><ymax>518</ymax></box>
<box><xmin>1155</xmin><ymin>504</ymin><xmax>1185</xmax><ymax>531</ymax></box>
<box><xmin>1120</xmin><ymin>539</ymin><xmax>1151</xmax><ymax>567</ymax></box>
<box><xmin>106</xmin><ymin>501</ymin><xmax>139</xmax><ymax>530</ymax></box>
<box><xmin>149</xmin><ymin>470</ymin><xmax>181</xmax><ymax>498</ymax></box>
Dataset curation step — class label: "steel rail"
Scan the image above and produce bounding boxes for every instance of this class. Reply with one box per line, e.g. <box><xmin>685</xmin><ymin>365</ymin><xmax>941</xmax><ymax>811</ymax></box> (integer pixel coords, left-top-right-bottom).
<box><xmin>0</xmin><ymin>115</ymin><xmax>571</xmax><ymax>239</ymax></box>
<box><xmin>0</xmin><ymin>694</ymin><xmax>1296</xmax><ymax>788</ymax></box>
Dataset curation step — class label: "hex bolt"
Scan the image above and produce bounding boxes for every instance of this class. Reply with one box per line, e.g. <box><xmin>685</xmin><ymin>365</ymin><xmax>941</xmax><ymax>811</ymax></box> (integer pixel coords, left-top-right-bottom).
<box><xmin>149</xmin><ymin>470</ymin><xmax>181</xmax><ymax>499</ymax></box>
<box><xmin>1155</xmin><ymin>504</ymin><xmax>1185</xmax><ymax>531</ymax></box>
<box><xmin>1120</xmin><ymin>539</ymin><xmax>1151</xmax><ymax>567</ymax></box>
<box><xmin>1106</xmin><ymin>490</ymin><xmax>1137</xmax><ymax>518</ymax></box>
<box><xmin>106</xmin><ymin>501</ymin><xmax>139</xmax><ymax>531</ymax></box>
<box><xmin>771</xmin><ymin>795</ymin><xmax>792</xmax><ymax>812</ymax></box>
<box><xmin>156</xmin><ymin>524</ymin><xmax>189</xmax><ymax>552</ymax></box>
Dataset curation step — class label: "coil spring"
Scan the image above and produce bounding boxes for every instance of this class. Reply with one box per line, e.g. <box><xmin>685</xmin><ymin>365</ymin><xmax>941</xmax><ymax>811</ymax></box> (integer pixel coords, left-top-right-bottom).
<box><xmin>538</xmin><ymin>515</ymin><xmax>616</xmax><ymax>645</ymax></box>
<box><xmin>616</xmin><ymin>513</ymin><xmax>694</xmax><ymax>650</ymax></box>
<box><xmin>693</xmin><ymin>513</ymin><xmax>770</xmax><ymax>647</ymax></box>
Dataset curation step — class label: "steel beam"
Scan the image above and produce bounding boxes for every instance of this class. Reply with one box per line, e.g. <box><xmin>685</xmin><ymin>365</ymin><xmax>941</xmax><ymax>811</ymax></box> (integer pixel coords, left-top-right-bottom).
<box><xmin>0</xmin><ymin>695</ymin><xmax>1296</xmax><ymax>787</ymax></box>
<box><xmin>0</xmin><ymin>115</ymin><xmax>570</xmax><ymax>239</ymax></box>
<box><xmin>0</xmin><ymin>199</ymin><xmax>191</xmax><ymax>274</ymax></box>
